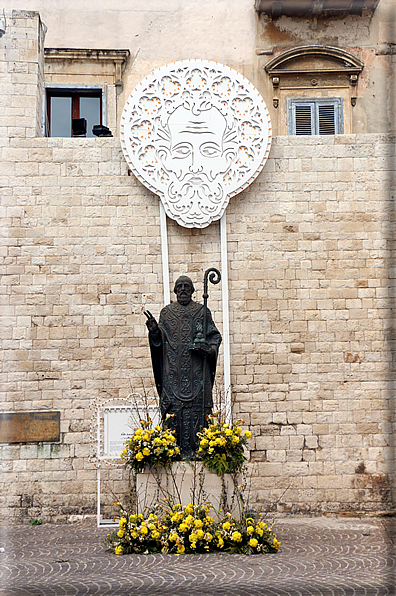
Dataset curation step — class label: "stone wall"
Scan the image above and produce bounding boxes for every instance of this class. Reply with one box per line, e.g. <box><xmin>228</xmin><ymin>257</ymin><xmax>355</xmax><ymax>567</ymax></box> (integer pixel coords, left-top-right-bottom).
<box><xmin>0</xmin><ymin>10</ymin><xmax>46</xmax><ymax>140</ymax></box>
<box><xmin>1</xmin><ymin>131</ymin><xmax>394</xmax><ymax>521</ymax></box>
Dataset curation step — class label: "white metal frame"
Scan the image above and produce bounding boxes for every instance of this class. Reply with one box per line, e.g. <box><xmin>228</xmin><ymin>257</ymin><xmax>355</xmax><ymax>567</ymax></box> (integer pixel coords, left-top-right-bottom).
<box><xmin>95</xmin><ymin>404</ymin><xmax>134</xmax><ymax>527</ymax></box>
<box><xmin>159</xmin><ymin>211</ymin><xmax>231</xmax><ymax>422</ymax></box>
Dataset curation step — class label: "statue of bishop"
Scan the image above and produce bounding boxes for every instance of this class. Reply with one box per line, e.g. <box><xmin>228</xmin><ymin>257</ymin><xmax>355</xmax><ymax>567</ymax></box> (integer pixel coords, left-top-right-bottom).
<box><xmin>145</xmin><ymin>275</ymin><xmax>222</xmax><ymax>458</ymax></box>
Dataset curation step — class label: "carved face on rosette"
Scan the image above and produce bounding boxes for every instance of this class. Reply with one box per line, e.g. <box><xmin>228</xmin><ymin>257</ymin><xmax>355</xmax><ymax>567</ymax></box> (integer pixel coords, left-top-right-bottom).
<box><xmin>120</xmin><ymin>60</ymin><xmax>272</xmax><ymax>228</ymax></box>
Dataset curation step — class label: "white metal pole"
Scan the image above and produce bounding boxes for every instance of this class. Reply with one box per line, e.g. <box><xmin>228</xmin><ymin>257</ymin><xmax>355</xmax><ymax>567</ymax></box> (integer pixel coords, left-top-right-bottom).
<box><xmin>220</xmin><ymin>212</ymin><xmax>231</xmax><ymax>423</ymax></box>
<box><xmin>97</xmin><ymin>408</ymin><xmax>101</xmax><ymax>527</ymax></box>
<box><xmin>160</xmin><ymin>202</ymin><xmax>170</xmax><ymax>305</ymax></box>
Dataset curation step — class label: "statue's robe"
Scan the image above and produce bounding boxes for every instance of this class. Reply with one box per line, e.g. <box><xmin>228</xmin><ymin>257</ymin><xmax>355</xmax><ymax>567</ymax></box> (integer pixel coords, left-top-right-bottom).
<box><xmin>148</xmin><ymin>300</ymin><xmax>222</xmax><ymax>458</ymax></box>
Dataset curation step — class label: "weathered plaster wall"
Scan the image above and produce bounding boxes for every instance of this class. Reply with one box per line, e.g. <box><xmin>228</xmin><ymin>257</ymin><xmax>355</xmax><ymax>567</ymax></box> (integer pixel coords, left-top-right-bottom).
<box><xmin>255</xmin><ymin>0</ymin><xmax>396</xmax><ymax>134</ymax></box>
<box><xmin>1</xmin><ymin>1</ymin><xmax>394</xmax><ymax>136</ymax></box>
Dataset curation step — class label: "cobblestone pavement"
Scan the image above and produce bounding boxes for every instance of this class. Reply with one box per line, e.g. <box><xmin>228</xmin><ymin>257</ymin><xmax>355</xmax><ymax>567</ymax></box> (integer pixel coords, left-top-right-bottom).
<box><xmin>0</xmin><ymin>516</ymin><xmax>394</xmax><ymax>596</ymax></box>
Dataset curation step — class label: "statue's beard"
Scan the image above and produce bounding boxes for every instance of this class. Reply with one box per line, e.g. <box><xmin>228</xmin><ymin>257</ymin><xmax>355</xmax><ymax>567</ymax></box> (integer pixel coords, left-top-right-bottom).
<box><xmin>165</xmin><ymin>175</ymin><xmax>224</xmax><ymax>217</ymax></box>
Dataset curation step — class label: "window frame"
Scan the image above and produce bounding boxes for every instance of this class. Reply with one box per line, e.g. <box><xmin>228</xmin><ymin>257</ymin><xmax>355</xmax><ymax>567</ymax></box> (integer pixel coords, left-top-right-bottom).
<box><xmin>286</xmin><ymin>97</ymin><xmax>344</xmax><ymax>136</ymax></box>
<box><xmin>44</xmin><ymin>84</ymin><xmax>107</xmax><ymax>137</ymax></box>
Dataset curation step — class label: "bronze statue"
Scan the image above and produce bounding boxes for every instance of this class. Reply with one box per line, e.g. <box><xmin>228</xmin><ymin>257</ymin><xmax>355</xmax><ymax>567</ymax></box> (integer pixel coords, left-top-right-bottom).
<box><xmin>145</xmin><ymin>271</ymin><xmax>222</xmax><ymax>458</ymax></box>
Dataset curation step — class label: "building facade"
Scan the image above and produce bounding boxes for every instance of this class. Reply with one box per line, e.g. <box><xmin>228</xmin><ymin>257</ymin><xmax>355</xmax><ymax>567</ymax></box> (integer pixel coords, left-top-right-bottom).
<box><xmin>0</xmin><ymin>1</ymin><xmax>395</xmax><ymax>522</ymax></box>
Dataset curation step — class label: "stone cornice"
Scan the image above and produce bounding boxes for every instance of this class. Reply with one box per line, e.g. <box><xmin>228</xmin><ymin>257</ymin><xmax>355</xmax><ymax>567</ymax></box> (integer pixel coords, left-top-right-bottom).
<box><xmin>44</xmin><ymin>49</ymin><xmax>130</xmax><ymax>85</ymax></box>
<box><xmin>264</xmin><ymin>45</ymin><xmax>364</xmax><ymax>75</ymax></box>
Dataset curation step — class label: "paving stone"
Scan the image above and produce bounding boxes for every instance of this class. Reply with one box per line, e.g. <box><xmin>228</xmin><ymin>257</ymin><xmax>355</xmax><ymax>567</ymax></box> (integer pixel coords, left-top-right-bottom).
<box><xmin>0</xmin><ymin>517</ymin><xmax>394</xmax><ymax>596</ymax></box>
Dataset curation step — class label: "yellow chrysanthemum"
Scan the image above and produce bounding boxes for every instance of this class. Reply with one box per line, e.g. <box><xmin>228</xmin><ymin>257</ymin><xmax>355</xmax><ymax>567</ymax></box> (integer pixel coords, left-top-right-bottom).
<box><xmin>194</xmin><ymin>519</ymin><xmax>203</xmax><ymax>529</ymax></box>
<box><xmin>119</xmin><ymin>517</ymin><xmax>127</xmax><ymax>527</ymax></box>
<box><xmin>249</xmin><ymin>538</ymin><xmax>258</xmax><ymax>548</ymax></box>
<box><xmin>244</xmin><ymin>430</ymin><xmax>252</xmax><ymax>439</ymax></box>
<box><xmin>196</xmin><ymin>529</ymin><xmax>204</xmax><ymax>540</ymax></box>
<box><xmin>177</xmin><ymin>544</ymin><xmax>185</xmax><ymax>554</ymax></box>
<box><xmin>140</xmin><ymin>526</ymin><xmax>148</xmax><ymax>535</ymax></box>
<box><xmin>222</xmin><ymin>522</ymin><xmax>231</xmax><ymax>531</ymax></box>
<box><xmin>117</xmin><ymin>528</ymin><xmax>125</xmax><ymax>538</ymax></box>
<box><xmin>142</xmin><ymin>447</ymin><xmax>150</xmax><ymax>456</ymax></box>
<box><xmin>232</xmin><ymin>531</ymin><xmax>242</xmax><ymax>542</ymax></box>
<box><xmin>114</xmin><ymin>546</ymin><xmax>123</xmax><ymax>555</ymax></box>
<box><xmin>247</xmin><ymin>525</ymin><xmax>254</xmax><ymax>535</ymax></box>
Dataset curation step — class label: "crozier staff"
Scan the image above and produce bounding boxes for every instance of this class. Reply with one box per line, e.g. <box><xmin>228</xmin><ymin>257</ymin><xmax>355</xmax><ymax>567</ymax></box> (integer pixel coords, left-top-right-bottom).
<box><xmin>145</xmin><ymin>274</ymin><xmax>222</xmax><ymax>458</ymax></box>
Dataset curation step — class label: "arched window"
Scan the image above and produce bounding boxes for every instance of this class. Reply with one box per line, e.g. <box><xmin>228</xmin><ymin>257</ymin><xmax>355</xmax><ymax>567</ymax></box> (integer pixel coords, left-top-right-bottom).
<box><xmin>264</xmin><ymin>45</ymin><xmax>364</xmax><ymax>135</ymax></box>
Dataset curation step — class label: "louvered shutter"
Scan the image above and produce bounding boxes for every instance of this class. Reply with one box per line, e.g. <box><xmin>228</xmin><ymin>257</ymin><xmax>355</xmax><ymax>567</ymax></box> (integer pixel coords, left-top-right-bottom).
<box><xmin>295</xmin><ymin>104</ymin><xmax>314</xmax><ymax>135</ymax></box>
<box><xmin>317</xmin><ymin>104</ymin><xmax>336</xmax><ymax>135</ymax></box>
<box><xmin>287</xmin><ymin>98</ymin><xmax>343</xmax><ymax>135</ymax></box>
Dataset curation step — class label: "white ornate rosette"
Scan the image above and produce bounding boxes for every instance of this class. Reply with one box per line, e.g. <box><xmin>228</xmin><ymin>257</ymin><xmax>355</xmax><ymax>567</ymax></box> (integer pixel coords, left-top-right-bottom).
<box><xmin>120</xmin><ymin>59</ymin><xmax>272</xmax><ymax>228</ymax></box>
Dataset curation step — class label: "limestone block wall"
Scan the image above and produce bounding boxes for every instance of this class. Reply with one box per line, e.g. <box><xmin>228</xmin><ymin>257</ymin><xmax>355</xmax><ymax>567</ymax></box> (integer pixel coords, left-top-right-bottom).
<box><xmin>0</xmin><ymin>10</ymin><xmax>46</xmax><ymax>140</ymax></box>
<box><xmin>0</xmin><ymin>132</ymin><xmax>394</xmax><ymax>522</ymax></box>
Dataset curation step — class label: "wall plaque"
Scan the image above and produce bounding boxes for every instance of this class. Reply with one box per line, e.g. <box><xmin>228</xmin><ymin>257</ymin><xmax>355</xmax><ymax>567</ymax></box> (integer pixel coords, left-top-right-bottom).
<box><xmin>103</xmin><ymin>405</ymin><xmax>161</xmax><ymax>458</ymax></box>
<box><xmin>0</xmin><ymin>411</ymin><xmax>60</xmax><ymax>444</ymax></box>
<box><xmin>121</xmin><ymin>59</ymin><xmax>272</xmax><ymax>228</ymax></box>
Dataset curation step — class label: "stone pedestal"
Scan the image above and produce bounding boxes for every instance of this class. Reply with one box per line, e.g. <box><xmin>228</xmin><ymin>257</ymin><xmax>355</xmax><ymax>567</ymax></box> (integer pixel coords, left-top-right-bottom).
<box><xmin>136</xmin><ymin>462</ymin><xmax>241</xmax><ymax>520</ymax></box>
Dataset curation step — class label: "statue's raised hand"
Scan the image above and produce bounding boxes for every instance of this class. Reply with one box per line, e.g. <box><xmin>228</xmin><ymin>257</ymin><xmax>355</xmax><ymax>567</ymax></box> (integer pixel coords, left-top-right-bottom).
<box><xmin>144</xmin><ymin>310</ymin><xmax>159</xmax><ymax>334</ymax></box>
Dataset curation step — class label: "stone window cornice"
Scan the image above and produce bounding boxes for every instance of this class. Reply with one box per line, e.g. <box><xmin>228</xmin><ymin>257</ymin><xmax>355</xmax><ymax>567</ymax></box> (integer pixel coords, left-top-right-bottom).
<box><xmin>44</xmin><ymin>48</ymin><xmax>130</xmax><ymax>86</ymax></box>
<box><xmin>264</xmin><ymin>45</ymin><xmax>364</xmax><ymax>107</ymax></box>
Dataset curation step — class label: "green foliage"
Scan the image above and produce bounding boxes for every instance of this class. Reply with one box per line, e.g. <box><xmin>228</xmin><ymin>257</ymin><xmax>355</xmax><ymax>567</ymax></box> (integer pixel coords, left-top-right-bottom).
<box><xmin>29</xmin><ymin>519</ymin><xmax>42</xmax><ymax>526</ymax></box>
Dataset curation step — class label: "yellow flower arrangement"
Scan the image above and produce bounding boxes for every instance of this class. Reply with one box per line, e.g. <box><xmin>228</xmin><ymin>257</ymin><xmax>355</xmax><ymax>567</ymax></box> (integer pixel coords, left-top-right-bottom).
<box><xmin>120</xmin><ymin>418</ymin><xmax>180</xmax><ymax>473</ymax></box>
<box><xmin>197</xmin><ymin>414</ymin><xmax>252</xmax><ymax>476</ymax></box>
<box><xmin>107</xmin><ymin>501</ymin><xmax>280</xmax><ymax>556</ymax></box>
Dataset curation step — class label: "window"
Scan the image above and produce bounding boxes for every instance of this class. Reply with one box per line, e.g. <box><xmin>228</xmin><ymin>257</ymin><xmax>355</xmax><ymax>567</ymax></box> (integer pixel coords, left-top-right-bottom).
<box><xmin>46</xmin><ymin>88</ymin><xmax>102</xmax><ymax>137</ymax></box>
<box><xmin>287</xmin><ymin>98</ymin><xmax>343</xmax><ymax>136</ymax></box>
